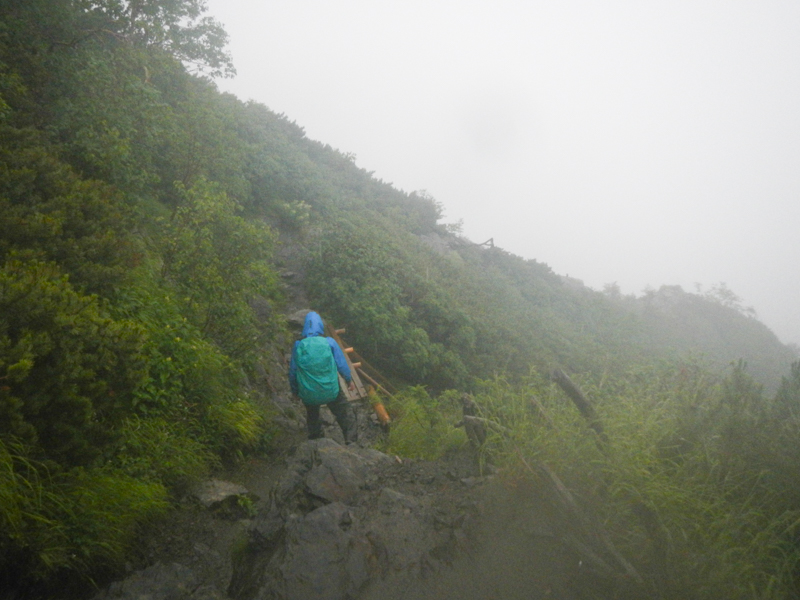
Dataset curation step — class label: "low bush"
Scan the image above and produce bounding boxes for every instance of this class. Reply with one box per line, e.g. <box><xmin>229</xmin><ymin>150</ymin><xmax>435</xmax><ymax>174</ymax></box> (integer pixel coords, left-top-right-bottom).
<box><xmin>114</xmin><ymin>415</ymin><xmax>217</xmax><ymax>489</ymax></box>
<box><xmin>381</xmin><ymin>387</ymin><xmax>467</xmax><ymax>460</ymax></box>
<box><xmin>0</xmin><ymin>438</ymin><xmax>168</xmax><ymax>582</ymax></box>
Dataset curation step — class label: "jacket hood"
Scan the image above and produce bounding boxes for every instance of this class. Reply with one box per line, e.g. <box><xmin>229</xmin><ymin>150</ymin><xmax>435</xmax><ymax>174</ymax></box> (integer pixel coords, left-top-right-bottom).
<box><xmin>302</xmin><ymin>311</ymin><xmax>325</xmax><ymax>337</ymax></box>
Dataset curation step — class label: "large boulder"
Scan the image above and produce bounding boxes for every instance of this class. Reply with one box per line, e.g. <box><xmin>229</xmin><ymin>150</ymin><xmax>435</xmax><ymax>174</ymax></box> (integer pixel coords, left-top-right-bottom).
<box><xmin>242</xmin><ymin>440</ymin><xmax>479</xmax><ymax>600</ymax></box>
<box><xmin>277</xmin><ymin>502</ymin><xmax>371</xmax><ymax>600</ymax></box>
<box><xmin>270</xmin><ymin>438</ymin><xmax>392</xmax><ymax>507</ymax></box>
<box><xmin>94</xmin><ymin>439</ymin><xmax>482</xmax><ymax>600</ymax></box>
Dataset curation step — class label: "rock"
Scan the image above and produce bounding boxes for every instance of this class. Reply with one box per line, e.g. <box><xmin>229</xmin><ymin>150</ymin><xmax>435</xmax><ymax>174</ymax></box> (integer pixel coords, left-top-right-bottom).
<box><xmin>379</xmin><ymin>487</ymin><xmax>417</xmax><ymax>511</ymax></box>
<box><xmin>305</xmin><ymin>442</ymin><xmax>375</xmax><ymax>503</ymax></box>
<box><xmin>245</xmin><ymin>439</ymin><xmax>481</xmax><ymax>600</ymax></box>
<box><xmin>273</xmin><ymin>467</ymin><xmax>305</xmax><ymax>505</ymax></box>
<box><xmin>271</xmin><ymin>393</ymin><xmax>300</xmax><ymax>418</ymax></box>
<box><xmin>277</xmin><ymin>502</ymin><xmax>371</xmax><ymax>600</ymax></box>
<box><xmin>273</xmin><ymin>439</ymin><xmax>393</xmax><ymax>506</ymax></box>
<box><xmin>287</xmin><ymin>309</ymin><xmax>311</xmax><ymax>328</ymax></box>
<box><xmin>251</xmin><ymin>505</ymin><xmax>285</xmax><ymax>548</ymax></box>
<box><xmin>93</xmin><ymin>562</ymin><xmax>227</xmax><ymax>600</ymax></box>
<box><xmin>96</xmin><ymin>438</ymin><xmax>484</xmax><ymax>600</ymax></box>
<box><xmin>460</xmin><ymin>476</ymin><xmax>488</xmax><ymax>488</ymax></box>
<box><xmin>190</xmin><ymin>479</ymin><xmax>250</xmax><ymax>509</ymax></box>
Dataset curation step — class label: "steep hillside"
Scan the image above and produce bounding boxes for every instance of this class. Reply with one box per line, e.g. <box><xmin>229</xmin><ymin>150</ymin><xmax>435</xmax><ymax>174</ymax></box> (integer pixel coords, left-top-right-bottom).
<box><xmin>300</xmin><ymin>217</ymin><xmax>796</xmax><ymax>391</ymax></box>
<box><xmin>624</xmin><ymin>284</ymin><xmax>796</xmax><ymax>389</ymax></box>
<box><xmin>0</xmin><ymin>1</ymin><xmax>797</xmax><ymax>596</ymax></box>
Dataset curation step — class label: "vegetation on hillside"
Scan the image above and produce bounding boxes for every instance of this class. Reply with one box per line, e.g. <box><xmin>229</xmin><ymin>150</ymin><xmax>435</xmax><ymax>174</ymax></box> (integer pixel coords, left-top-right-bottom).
<box><xmin>381</xmin><ymin>361</ymin><xmax>800</xmax><ymax>599</ymax></box>
<box><xmin>0</xmin><ymin>0</ymin><xmax>797</xmax><ymax>597</ymax></box>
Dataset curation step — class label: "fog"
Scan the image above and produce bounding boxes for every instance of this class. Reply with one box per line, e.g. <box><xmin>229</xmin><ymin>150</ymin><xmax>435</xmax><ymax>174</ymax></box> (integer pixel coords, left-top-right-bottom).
<box><xmin>206</xmin><ymin>0</ymin><xmax>800</xmax><ymax>346</ymax></box>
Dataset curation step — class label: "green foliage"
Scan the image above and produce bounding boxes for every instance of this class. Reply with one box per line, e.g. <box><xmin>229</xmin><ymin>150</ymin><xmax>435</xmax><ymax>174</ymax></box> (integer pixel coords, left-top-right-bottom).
<box><xmin>702</xmin><ymin>281</ymin><xmax>757</xmax><ymax>317</ymax></box>
<box><xmin>471</xmin><ymin>362</ymin><xmax>800</xmax><ymax>599</ymax></box>
<box><xmin>76</xmin><ymin>0</ymin><xmax>235</xmax><ymax>78</ymax></box>
<box><xmin>206</xmin><ymin>397</ymin><xmax>265</xmax><ymax>452</ymax></box>
<box><xmin>115</xmin><ymin>269</ymin><xmax>268</xmax><ymax>455</ymax></box>
<box><xmin>236</xmin><ymin>495</ymin><xmax>257</xmax><ymax>518</ymax></box>
<box><xmin>305</xmin><ymin>219</ymin><xmax>476</xmax><ymax>387</ymax></box>
<box><xmin>48</xmin><ymin>42</ymin><xmax>169</xmax><ymax>194</ymax></box>
<box><xmin>0</xmin><ymin>125</ymin><xmax>136</xmax><ymax>295</ymax></box>
<box><xmin>381</xmin><ymin>387</ymin><xmax>466</xmax><ymax>460</ymax></box>
<box><xmin>0</xmin><ymin>438</ymin><xmax>168</xmax><ymax>581</ymax></box>
<box><xmin>0</xmin><ymin>0</ymin><xmax>285</xmax><ymax>592</ymax></box>
<box><xmin>54</xmin><ymin>467</ymin><xmax>169</xmax><ymax>571</ymax></box>
<box><xmin>160</xmin><ymin>178</ymin><xmax>281</xmax><ymax>362</ymax></box>
<box><xmin>305</xmin><ymin>213</ymin><xmax>651</xmax><ymax>390</ymax></box>
<box><xmin>632</xmin><ymin>285</ymin><xmax>796</xmax><ymax>391</ymax></box>
<box><xmin>0</xmin><ymin>0</ymin><xmax>796</xmax><ymax>594</ymax></box>
<box><xmin>0</xmin><ymin>258</ymin><xmax>147</xmax><ymax>465</ymax></box>
<box><xmin>774</xmin><ymin>361</ymin><xmax>800</xmax><ymax>422</ymax></box>
<box><xmin>152</xmin><ymin>75</ymin><xmax>251</xmax><ymax>203</ymax></box>
<box><xmin>115</xmin><ymin>415</ymin><xmax>216</xmax><ymax>488</ymax></box>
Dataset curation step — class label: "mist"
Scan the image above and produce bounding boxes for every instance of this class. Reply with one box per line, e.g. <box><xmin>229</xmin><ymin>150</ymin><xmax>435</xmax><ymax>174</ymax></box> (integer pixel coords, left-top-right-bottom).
<box><xmin>206</xmin><ymin>0</ymin><xmax>800</xmax><ymax>346</ymax></box>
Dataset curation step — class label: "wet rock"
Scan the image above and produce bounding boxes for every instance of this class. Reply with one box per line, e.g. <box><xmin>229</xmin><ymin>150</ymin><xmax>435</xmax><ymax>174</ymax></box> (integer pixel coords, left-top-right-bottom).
<box><xmin>306</xmin><ymin>444</ymin><xmax>372</xmax><ymax>503</ymax></box>
<box><xmin>287</xmin><ymin>309</ymin><xmax>311</xmax><ymax>328</ymax></box>
<box><xmin>251</xmin><ymin>504</ymin><xmax>285</xmax><ymax>548</ymax></box>
<box><xmin>273</xmin><ymin>438</ymin><xmax>393</xmax><ymax>506</ymax></box>
<box><xmin>270</xmin><ymin>393</ymin><xmax>303</xmax><ymax>428</ymax></box>
<box><xmin>460</xmin><ymin>476</ymin><xmax>492</xmax><ymax>488</ymax></box>
<box><xmin>379</xmin><ymin>487</ymin><xmax>417</xmax><ymax>512</ymax></box>
<box><xmin>96</xmin><ymin>438</ymin><xmax>483</xmax><ymax>600</ymax></box>
<box><xmin>190</xmin><ymin>479</ymin><xmax>250</xmax><ymax>509</ymax></box>
<box><xmin>240</xmin><ymin>440</ymin><xmax>483</xmax><ymax>600</ymax></box>
<box><xmin>93</xmin><ymin>562</ymin><xmax>226</xmax><ymax>600</ymax></box>
<box><xmin>277</xmin><ymin>502</ymin><xmax>371</xmax><ymax>600</ymax></box>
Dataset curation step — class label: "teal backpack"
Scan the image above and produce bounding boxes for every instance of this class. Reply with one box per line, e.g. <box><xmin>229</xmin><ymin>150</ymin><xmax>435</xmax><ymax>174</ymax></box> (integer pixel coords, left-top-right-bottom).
<box><xmin>295</xmin><ymin>336</ymin><xmax>340</xmax><ymax>405</ymax></box>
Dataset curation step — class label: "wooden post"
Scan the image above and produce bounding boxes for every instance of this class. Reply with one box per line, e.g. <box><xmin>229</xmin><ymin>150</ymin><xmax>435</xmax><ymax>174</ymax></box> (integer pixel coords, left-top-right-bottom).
<box><xmin>461</xmin><ymin>393</ymin><xmax>486</xmax><ymax>447</ymax></box>
<box><xmin>551</xmin><ymin>369</ymin><xmax>608</xmax><ymax>445</ymax></box>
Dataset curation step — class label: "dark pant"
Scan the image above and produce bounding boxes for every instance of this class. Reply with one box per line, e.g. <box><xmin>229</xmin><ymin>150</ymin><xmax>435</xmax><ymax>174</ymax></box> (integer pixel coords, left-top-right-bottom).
<box><xmin>305</xmin><ymin>394</ymin><xmax>357</xmax><ymax>444</ymax></box>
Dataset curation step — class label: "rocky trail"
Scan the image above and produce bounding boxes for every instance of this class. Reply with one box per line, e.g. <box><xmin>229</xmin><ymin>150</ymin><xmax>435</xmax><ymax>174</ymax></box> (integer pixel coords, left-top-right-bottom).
<box><xmin>86</xmin><ymin>295</ymin><xmax>638</xmax><ymax>600</ymax></box>
<box><xmin>89</xmin><ymin>397</ymin><xmax>627</xmax><ymax>600</ymax></box>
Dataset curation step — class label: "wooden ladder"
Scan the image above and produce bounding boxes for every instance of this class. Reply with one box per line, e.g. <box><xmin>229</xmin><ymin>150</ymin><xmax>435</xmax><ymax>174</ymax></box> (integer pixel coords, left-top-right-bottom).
<box><xmin>324</xmin><ymin>324</ymin><xmax>395</xmax><ymax>403</ymax></box>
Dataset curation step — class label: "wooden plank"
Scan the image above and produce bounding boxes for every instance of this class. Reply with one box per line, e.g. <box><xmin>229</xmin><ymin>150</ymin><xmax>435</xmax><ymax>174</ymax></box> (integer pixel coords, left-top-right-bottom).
<box><xmin>326</xmin><ymin>324</ymin><xmax>368</xmax><ymax>400</ymax></box>
<box><xmin>356</xmin><ymin>368</ymin><xmax>393</xmax><ymax>398</ymax></box>
<box><xmin>343</xmin><ymin>346</ymin><xmax>397</xmax><ymax>395</ymax></box>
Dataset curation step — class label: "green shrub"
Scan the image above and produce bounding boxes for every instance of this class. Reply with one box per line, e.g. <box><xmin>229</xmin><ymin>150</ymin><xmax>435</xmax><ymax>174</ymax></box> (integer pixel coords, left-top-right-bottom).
<box><xmin>115</xmin><ymin>268</ymin><xmax>269</xmax><ymax>457</ymax></box>
<box><xmin>206</xmin><ymin>397</ymin><xmax>265</xmax><ymax>453</ymax></box>
<box><xmin>0</xmin><ymin>438</ymin><xmax>168</xmax><ymax>582</ymax></box>
<box><xmin>381</xmin><ymin>387</ymin><xmax>466</xmax><ymax>460</ymax></box>
<box><xmin>0</xmin><ymin>258</ymin><xmax>147</xmax><ymax>466</ymax></box>
<box><xmin>159</xmin><ymin>178</ymin><xmax>282</xmax><ymax>363</ymax></box>
<box><xmin>115</xmin><ymin>415</ymin><xmax>216</xmax><ymax>489</ymax></box>
<box><xmin>0</xmin><ymin>125</ymin><xmax>136</xmax><ymax>296</ymax></box>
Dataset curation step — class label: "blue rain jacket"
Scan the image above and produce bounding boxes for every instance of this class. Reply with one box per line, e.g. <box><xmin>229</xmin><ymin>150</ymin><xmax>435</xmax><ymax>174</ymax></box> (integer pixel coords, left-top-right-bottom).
<box><xmin>288</xmin><ymin>311</ymin><xmax>351</xmax><ymax>396</ymax></box>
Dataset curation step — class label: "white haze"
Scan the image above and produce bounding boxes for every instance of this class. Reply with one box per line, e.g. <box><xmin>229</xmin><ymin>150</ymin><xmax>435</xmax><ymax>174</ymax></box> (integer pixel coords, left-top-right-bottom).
<box><xmin>206</xmin><ymin>0</ymin><xmax>800</xmax><ymax>346</ymax></box>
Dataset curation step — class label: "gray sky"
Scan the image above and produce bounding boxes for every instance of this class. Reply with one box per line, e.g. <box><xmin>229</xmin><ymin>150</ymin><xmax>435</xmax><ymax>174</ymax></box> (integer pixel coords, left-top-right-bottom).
<box><xmin>206</xmin><ymin>0</ymin><xmax>800</xmax><ymax>346</ymax></box>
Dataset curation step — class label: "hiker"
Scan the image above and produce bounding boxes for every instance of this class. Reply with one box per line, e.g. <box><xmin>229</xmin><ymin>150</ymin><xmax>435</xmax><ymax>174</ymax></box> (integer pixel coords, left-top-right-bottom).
<box><xmin>289</xmin><ymin>311</ymin><xmax>358</xmax><ymax>444</ymax></box>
